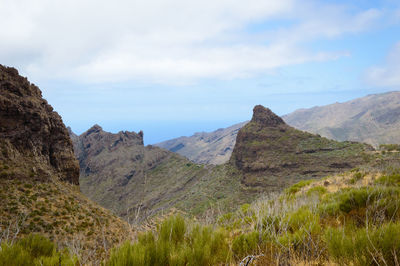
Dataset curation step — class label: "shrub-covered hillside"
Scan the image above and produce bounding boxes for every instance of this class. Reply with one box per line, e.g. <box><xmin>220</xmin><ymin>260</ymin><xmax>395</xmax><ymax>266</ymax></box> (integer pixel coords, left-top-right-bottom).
<box><xmin>6</xmin><ymin>165</ymin><xmax>400</xmax><ymax>265</ymax></box>
<box><xmin>104</xmin><ymin>166</ymin><xmax>400</xmax><ymax>265</ymax></box>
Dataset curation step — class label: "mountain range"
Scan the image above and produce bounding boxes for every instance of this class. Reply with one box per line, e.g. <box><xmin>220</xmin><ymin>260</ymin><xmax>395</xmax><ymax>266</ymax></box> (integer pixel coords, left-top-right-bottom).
<box><xmin>156</xmin><ymin>122</ymin><xmax>247</xmax><ymax>165</ymax></box>
<box><xmin>72</xmin><ymin>105</ymin><xmax>373</xmax><ymax>221</ymax></box>
<box><xmin>3</xmin><ymin>64</ymin><xmax>400</xmax><ymax>264</ymax></box>
<box><xmin>157</xmin><ymin>91</ymin><xmax>400</xmax><ymax>164</ymax></box>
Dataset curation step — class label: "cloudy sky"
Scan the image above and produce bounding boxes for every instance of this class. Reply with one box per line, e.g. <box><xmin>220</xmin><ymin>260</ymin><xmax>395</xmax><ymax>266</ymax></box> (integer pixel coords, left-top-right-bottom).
<box><xmin>1</xmin><ymin>0</ymin><xmax>400</xmax><ymax>143</ymax></box>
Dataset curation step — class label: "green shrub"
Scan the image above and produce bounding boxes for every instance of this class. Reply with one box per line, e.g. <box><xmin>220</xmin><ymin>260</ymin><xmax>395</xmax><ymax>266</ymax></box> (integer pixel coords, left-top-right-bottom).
<box><xmin>375</xmin><ymin>173</ymin><xmax>400</xmax><ymax>186</ymax></box>
<box><xmin>107</xmin><ymin>215</ymin><xmax>231</xmax><ymax>266</ymax></box>
<box><xmin>347</xmin><ymin>171</ymin><xmax>365</xmax><ymax>184</ymax></box>
<box><xmin>159</xmin><ymin>215</ymin><xmax>186</xmax><ymax>245</ymax></box>
<box><xmin>306</xmin><ymin>186</ymin><xmax>327</xmax><ymax>197</ymax></box>
<box><xmin>379</xmin><ymin>144</ymin><xmax>400</xmax><ymax>152</ymax></box>
<box><xmin>284</xmin><ymin>208</ymin><xmax>320</xmax><ymax>233</ymax></box>
<box><xmin>284</xmin><ymin>180</ymin><xmax>314</xmax><ymax>195</ymax></box>
<box><xmin>325</xmin><ymin>222</ymin><xmax>400</xmax><ymax>266</ymax></box>
<box><xmin>0</xmin><ymin>234</ymin><xmax>76</xmax><ymax>266</ymax></box>
<box><xmin>186</xmin><ymin>225</ymin><xmax>230</xmax><ymax>265</ymax></box>
<box><xmin>23</xmin><ymin>183</ymin><xmax>33</xmax><ymax>189</ymax></box>
<box><xmin>232</xmin><ymin>231</ymin><xmax>259</xmax><ymax>259</ymax></box>
<box><xmin>320</xmin><ymin>187</ymin><xmax>400</xmax><ymax>220</ymax></box>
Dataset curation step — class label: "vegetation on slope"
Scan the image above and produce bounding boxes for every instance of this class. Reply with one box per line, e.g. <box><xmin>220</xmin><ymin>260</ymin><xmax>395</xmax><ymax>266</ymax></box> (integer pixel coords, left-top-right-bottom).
<box><xmin>3</xmin><ymin>155</ymin><xmax>400</xmax><ymax>265</ymax></box>
<box><xmin>76</xmin><ymin>106</ymin><xmax>376</xmax><ymax>225</ymax></box>
<box><xmin>0</xmin><ymin>169</ymin><xmax>132</xmax><ymax>264</ymax></box>
<box><xmin>88</xmin><ymin>164</ymin><xmax>398</xmax><ymax>265</ymax></box>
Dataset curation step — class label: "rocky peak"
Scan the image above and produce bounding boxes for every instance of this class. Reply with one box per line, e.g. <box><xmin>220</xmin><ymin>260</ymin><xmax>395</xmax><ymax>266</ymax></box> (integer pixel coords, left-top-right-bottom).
<box><xmin>85</xmin><ymin>124</ymin><xmax>103</xmax><ymax>135</ymax></box>
<box><xmin>0</xmin><ymin>64</ymin><xmax>79</xmax><ymax>184</ymax></box>
<box><xmin>80</xmin><ymin>125</ymin><xmax>144</xmax><ymax>146</ymax></box>
<box><xmin>251</xmin><ymin>105</ymin><xmax>285</xmax><ymax>127</ymax></box>
<box><xmin>230</xmin><ymin>104</ymin><xmax>370</xmax><ymax>188</ymax></box>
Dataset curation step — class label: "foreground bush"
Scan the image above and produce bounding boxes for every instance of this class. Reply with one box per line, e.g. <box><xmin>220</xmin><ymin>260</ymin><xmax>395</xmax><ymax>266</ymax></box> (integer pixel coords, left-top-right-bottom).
<box><xmin>0</xmin><ymin>234</ymin><xmax>76</xmax><ymax>266</ymax></box>
<box><xmin>326</xmin><ymin>222</ymin><xmax>400</xmax><ymax>266</ymax></box>
<box><xmin>107</xmin><ymin>215</ymin><xmax>231</xmax><ymax>266</ymax></box>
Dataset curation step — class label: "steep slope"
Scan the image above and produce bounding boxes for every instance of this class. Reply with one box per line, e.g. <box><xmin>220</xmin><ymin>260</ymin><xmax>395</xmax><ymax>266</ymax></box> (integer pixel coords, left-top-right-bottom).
<box><xmin>73</xmin><ymin>126</ymin><xmax>228</xmax><ymax>220</ymax></box>
<box><xmin>0</xmin><ymin>66</ymin><xmax>79</xmax><ymax>184</ymax></box>
<box><xmin>72</xmin><ymin>126</ymin><xmax>261</xmax><ymax>220</ymax></box>
<box><xmin>283</xmin><ymin>91</ymin><xmax>400</xmax><ymax>147</ymax></box>
<box><xmin>0</xmin><ymin>65</ymin><xmax>131</xmax><ymax>261</ymax></box>
<box><xmin>230</xmin><ymin>105</ymin><xmax>374</xmax><ymax>188</ymax></box>
<box><xmin>156</xmin><ymin>122</ymin><xmax>247</xmax><ymax>165</ymax></box>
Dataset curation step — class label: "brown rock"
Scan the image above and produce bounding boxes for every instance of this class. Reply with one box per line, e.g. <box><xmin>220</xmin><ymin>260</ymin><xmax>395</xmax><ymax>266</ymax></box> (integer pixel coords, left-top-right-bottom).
<box><xmin>0</xmin><ymin>64</ymin><xmax>79</xmax><ymax>184</ymax></box>
<box><xmin>230</xmin><ymin>105</ymin><xmax>372</xmax><ymax>188</ymax></box>
<box><xmin>251</xmin><ymin>105</ymin><xmax>285</xmax><ymax>127</ymax></box>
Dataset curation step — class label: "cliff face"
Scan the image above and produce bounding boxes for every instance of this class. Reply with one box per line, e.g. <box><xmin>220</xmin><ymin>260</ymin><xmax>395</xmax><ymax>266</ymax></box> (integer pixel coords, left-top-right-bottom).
<box><xmin>0</xmin><ymin>65</ymin><xmax>79</xmax><ymax>184</ymax></box>
<box><xmin>73</xmin><ymin>125</ymin><xmax>215</xmax><ymax>221</ymax></box>
<box><xmin>0</xmin><ymin>66</ymin><xmax>132</xmax><ymax>260</ymax></box>
<box><xmin>231</xmin><ymin>105</ymin><xmax>373</xmax><ymax>188</ymax></box>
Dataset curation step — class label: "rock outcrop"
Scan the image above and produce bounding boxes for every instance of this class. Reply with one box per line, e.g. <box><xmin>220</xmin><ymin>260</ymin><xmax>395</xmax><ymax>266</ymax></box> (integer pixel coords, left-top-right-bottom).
<box><xmin>231</xmin><ymin>105</ymin><xmax>373</xmax><ymax>188</ymax></box>
<box><xmin>72</xmin><ymin>125</ymin><xmax>217</xmax><ymax>221</ymax></box>
<box><xmin>0</xmin><ymin>64</ymin><xmax>79</xmax><ymax>184</ymax></box>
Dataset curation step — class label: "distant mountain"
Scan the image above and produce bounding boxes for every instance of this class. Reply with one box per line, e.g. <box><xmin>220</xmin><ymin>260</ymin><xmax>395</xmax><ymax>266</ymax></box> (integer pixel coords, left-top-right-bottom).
<box><xmin>0</xmin><ymin>65</ymin><xmax>130</xmax><ymax>260</ymax></box>
<box><xmin>283</xmin><ymin>91</ymin><xmax>400</xmax><ymax>147</ymax></box>
<box><xmin>158</xmin><ymin>92</ymin><xmax>400</xmax><ymax>164</ymax></box>
<box><xmin>156</xmin><ymin>122</ymin><xmax>247</xmax><ymax>165</ymax></box>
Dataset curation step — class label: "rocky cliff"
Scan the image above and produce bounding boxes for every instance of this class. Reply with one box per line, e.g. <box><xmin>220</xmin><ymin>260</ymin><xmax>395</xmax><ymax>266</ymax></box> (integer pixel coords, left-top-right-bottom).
<box><xmin>0</xmin><ymin>65</ymin><xmax>79</xmax><ymax>184</ymax></box>
<box><xmin>231</xmin><ymin>105</ymin><xmax>374</xmax><ymax>188</ymax></box>
<box><xmin>0</xmin><ymin>65</ymin><xmax>131</xmax><ymax>260</ymax></box>
<box><xmin>73</xmin><ymin>125</ymin><xmax>224</xmax><ymax>221</ymax></box>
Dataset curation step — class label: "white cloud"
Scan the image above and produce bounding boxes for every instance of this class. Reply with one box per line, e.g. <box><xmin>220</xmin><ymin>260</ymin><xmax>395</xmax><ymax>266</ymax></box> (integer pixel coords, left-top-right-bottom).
<box><xmin>0</xmin><ymin>0</ymin><xmax>386</xmax><ymax>84</ymax></box>
<box><xmin>365</xmin><ymin>42</ymin><xmax>400</xmax><ymax>88</ymax></box>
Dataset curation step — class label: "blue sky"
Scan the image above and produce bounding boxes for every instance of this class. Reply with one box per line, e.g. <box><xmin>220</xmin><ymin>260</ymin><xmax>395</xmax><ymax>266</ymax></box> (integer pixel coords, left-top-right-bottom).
<box><xmin>1</xmin><ymin>0</ymin><xmax>400</xmax><ymax>144</ymax></box>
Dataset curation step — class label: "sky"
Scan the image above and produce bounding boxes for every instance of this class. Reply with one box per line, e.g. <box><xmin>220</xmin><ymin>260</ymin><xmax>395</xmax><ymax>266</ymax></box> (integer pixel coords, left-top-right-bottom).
<box><xmin>1</xmin><ymin>0</ymin><xmax>400</xmax><ymax>144</ymax></box>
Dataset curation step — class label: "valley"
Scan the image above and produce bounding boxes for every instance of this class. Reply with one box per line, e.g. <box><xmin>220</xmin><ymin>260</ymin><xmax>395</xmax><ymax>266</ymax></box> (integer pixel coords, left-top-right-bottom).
<box><xmin>1</xmin><ymin>64</ymin><xmax>400</xmax><ymax>265</ymax></box>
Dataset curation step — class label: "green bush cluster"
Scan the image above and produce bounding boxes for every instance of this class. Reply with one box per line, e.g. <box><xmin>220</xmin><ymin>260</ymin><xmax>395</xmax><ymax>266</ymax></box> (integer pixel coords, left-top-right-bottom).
<box><xmin>326</xmin><ymin>222</ymin><xmax>400</xmax><ymax>266</ymax></box>
<box><xmin>375</xmin><ymin>173</ymin><xmax>400</xmax><ymax>186</ymax></box>
<box><xmin>0</xmin><ymin>234</ymin><xmax>76</xmax><ymax>266</ymax></box>
<box><xmin>379</xmin><ymin>144</ymin><xmax>400</xmax><ymax>152</ymax></box>
<box><xmin>319</xmin><ymin>187</ymin><xmax>400</xmax><ymax>218</ymax></box>
<box><xmin>284</xmin><ymin>180</ymin><xmax>314</xmax><ymax>195</ymax></box>
<box><xmin>232</xmin><ymin>231</ymin><xmax>259</xmax><ymax>259</ymax></box>
<box><xmin>306</xmin><ymin>186</ymin><xmax>327</xmax><ymax>197</ymax></box>
<box><xmin>347</xmin><ymin>171</ymin><xmax>365</xmax><ymax>184</ymax></box>
<box><xmin>107</xmin><ymin>215</ymin><xmax>231</xmax><ymax>266</ymax></box>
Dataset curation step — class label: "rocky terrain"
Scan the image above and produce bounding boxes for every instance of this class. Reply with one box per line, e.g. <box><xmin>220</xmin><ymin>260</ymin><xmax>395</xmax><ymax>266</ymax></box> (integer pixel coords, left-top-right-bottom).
<box><xmin>72</xmin><ymin>105</ymin><xmax>375</xmax><ymax>223</ymax></box>
<box><xmin>72</xmin><ymin>125</ymin><xmax>222</xmax><ymax>221</ymax></box>
<box><xmin>0</xmin><ymin>65</ymin><xmax>79</xmax><ymax>184</ymax></box>
<box><xmin>283</xmin><ymin>91</ymin><xmax>400</xmax><ymax>147</ymax></box>
<box><xmin>230</xmin><ymin>105</ymin><xmax>373</xmax><ymax>188</ymax></box>
<box><xmin>156</xmin><ymin>122</ymin><xmax>247</xmax><ymax>165</ymax></box>
<box><xmin>0</xmin><ymin>65</ymin><xmax>131</xmax><ymax>262</ymax></box>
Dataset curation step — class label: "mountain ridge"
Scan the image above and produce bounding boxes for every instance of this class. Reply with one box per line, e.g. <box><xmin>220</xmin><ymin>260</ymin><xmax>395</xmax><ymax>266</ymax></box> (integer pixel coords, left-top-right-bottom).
<box><xmin>73</xmin><ymin>105</ymin><xmax>374</xmax><ymax>222</ymax></box>
<box><xmin>283</xmin><ymin>91</ymin><xmax>400</xmax><ymax>147</ymax></box>
<box><xmin>157</xmin><ymin>91</ymin><xmax>400</xmax><ymax>164</ymax></box>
